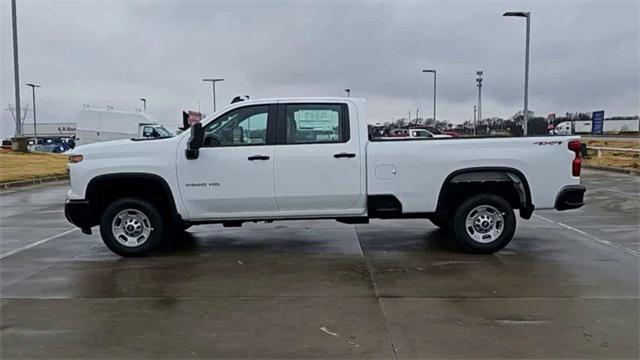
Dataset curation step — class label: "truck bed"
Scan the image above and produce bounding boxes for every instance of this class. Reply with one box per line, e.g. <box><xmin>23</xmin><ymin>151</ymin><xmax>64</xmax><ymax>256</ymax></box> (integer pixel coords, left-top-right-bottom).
<box><xmin>366</xmin><ymin>136</ymin><xmax>580</xmax><ymax>212</ymax></box>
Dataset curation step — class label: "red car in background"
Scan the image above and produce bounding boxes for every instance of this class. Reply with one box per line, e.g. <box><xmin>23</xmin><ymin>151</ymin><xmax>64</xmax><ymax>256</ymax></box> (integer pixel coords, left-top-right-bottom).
<box><xmin>427</xmin><ymin>127</ymin><xmax>459</xmax><ymax>138</ymax></box>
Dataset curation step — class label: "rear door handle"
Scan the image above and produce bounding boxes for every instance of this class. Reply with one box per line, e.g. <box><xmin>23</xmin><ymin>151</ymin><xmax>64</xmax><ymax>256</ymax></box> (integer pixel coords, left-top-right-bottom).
<box><xmin>334</xmin><ymin>152</ymin><xmax>356</xmax><ymax>159</ymax></box>
<box><xmin>247</xmin><ymin>155</ymin><xmax>270</xmax><ymax>161</ymax></box>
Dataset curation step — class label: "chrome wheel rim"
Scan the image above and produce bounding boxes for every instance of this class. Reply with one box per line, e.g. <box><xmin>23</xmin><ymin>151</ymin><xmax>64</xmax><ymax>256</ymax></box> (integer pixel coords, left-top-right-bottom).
<box><xmin>111</xmin><ymin>209</ymin><xmax>153</xmax><ymax>247</ymax></box>
<box><xmin>464</xmin><ymin>205</ymin><xmax>504</xmax><ymax>243</ymax></box>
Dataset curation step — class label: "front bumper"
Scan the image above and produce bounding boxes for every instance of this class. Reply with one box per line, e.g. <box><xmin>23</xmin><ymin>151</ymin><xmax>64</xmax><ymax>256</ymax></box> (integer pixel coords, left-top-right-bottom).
<box><xmin>64</xmin><ymin>199</ymin><xmax>94</xmax><ymax>234</ymax></box>
<box><xmin>555</xmin><ymin>185</ymin><xmax>586</xmax><ymax>211</ymax></box>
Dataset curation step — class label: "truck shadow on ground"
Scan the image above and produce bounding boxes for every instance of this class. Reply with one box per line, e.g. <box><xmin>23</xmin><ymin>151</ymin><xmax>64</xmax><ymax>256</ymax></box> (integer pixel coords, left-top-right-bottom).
<box><xmin>156</xmin><ymin>225</ymin><xmax>460</xmax><ymax>257</ymax></box>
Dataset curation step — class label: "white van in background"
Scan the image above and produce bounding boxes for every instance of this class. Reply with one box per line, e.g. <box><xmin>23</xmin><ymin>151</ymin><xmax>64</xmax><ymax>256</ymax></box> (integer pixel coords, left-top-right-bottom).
<box><xmin>75</xmin><ymin>108</ymin><xmax>172</xmax><ymax>147</ymax></box>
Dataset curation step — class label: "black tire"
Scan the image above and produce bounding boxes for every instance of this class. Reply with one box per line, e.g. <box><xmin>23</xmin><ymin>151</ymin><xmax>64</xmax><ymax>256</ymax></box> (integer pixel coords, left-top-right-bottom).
<box><xmin>99</xmin><ymin>198</ymin><xmax>165</xmax><ymax>257</ymax></box>
<box><xmin>429</xmin><ymin>214</ymin><xmax>450</xmax><ymax>230</ymax></box>
<box><xmin>167</xmin><ymin>222</ymin><xmax>190</xmax><ymax>242</ymax></box>
<box><xmin>451</xmin><ymin>194</ymin><xmax>516</xmax><ymax>254</ymax></box>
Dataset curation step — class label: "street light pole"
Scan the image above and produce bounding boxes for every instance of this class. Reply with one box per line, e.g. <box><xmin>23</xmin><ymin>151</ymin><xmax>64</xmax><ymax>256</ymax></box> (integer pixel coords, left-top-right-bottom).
<box><xmin>11</xmin><ymin>0</ymin><xmax>22</xmax><ymax>136</ymax></box>
<box><xmin>476</xmin><ymin>70</ymin><xmax>483</xmax><ymax>127</ymax></box>
<box><xmin>139</xmin><ymin>98</ymin><xmax>146</xmax><ymax>111</ymax></box>
<box><xmin>202</xmin><ymin>78</ymin><xmax>225</xmax><ymax>113</ymax></box>
<box><xmin>345</xmin><ymin>89</ymin><xmax>351</xmax><ymax>97</ymax></box>
<box><xmin>422</xmin><ymin>69</ymin><xmax>436</xmax><ymax>122</ymax></box>
<box><xmin>26</xmin><ymin>84</ymin><xmax>40</xmax><ymax>143</ymax></box>
<box><xmin>503</xmin><ymin>11</ymin><xmax>531</xmax><ymax>136</ymax></box>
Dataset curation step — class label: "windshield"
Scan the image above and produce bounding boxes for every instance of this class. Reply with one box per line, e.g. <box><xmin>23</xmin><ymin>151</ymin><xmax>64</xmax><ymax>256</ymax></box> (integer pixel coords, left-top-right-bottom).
<box><xmin>142</xmin><ymin>125</ymin><xmax>173</xmax><ymax>138</ymax></box>
<box><xmin>154</xmin><ymin>125</ymin><xmax>173</xmax><ymax>137</ymax></box>
<box><xmin>412</xmin><ymin>130</ymin><xmax>432</xmax><ymax>137</ymax></box>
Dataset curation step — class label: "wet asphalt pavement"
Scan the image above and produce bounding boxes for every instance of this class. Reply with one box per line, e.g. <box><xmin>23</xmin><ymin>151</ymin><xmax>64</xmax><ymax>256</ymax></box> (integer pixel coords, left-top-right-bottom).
<box><xmin>0</xmin><ymin>169</ymin><xmax>638</xmax><ymax>359</ymax></box>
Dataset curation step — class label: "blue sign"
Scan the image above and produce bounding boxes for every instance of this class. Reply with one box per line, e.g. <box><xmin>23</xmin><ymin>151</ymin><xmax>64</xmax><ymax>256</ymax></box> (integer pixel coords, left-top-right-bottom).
<box><xmin>592</xmin><ymin>110</ymin><xmax>604</xmax><ymax>135</ymax></box>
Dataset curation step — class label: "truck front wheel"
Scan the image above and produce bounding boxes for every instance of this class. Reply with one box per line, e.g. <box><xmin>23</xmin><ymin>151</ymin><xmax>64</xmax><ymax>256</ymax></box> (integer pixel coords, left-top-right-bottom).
<box><xmin>451</xmin><ymin>194</ymin><xmax>516</xmax><ymax>254</ymax></box>
<box><xmin>99</xmin><ymin>198</ymin><xmax>165</xmax><ymax>257</ymax></box>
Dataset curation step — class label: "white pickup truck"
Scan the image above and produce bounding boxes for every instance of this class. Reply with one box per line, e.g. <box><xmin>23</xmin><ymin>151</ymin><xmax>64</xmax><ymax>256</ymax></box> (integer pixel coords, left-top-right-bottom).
<box><xmin>65</xmin><ymin>98</ymin><xmax>585</xmax><ymax>256</ymax></box>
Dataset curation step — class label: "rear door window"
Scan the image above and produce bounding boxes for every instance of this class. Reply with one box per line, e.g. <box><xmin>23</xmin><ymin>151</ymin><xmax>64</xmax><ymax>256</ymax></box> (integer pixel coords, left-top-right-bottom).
<box><xmin>283</xmin><ymin>104</ymin><xmax>349</xmax><ymax>144</ymax></box>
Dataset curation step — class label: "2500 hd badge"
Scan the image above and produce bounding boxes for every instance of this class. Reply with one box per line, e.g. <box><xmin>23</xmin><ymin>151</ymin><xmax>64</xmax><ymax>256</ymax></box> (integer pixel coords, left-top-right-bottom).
<box><xmin>185</xmin><ymin>182</ymin><xmax>220</xmax><ymax>187</ymax></box>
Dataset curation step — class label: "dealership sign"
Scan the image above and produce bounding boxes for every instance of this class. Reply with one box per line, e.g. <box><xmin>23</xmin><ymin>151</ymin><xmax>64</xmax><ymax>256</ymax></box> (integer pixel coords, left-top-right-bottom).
<box><xmin>592</xmin><ymin>110</ymin><xmax>604</xmax><ymax>135</ymax></box>
<box><xmin>547</xmin><ymin>113</ymin><xmax>556</xmax><ymax>130</ymax></box>
<box><xmin>188</xmin><ymin>111</ymin><xmax>203</xmax><ymax>125</ymax></box>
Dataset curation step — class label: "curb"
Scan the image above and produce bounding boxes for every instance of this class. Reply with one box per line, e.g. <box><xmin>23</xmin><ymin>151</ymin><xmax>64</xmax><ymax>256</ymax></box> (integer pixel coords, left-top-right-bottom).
<box><xmin>583</xmin><ymin>164</ymin><xmax>639</xmax><ymax>175</ymax></box>
<box><xmin>0</xmin><ymin>175</ymin><xmax>69</xmax><ymax>190</ymax></box>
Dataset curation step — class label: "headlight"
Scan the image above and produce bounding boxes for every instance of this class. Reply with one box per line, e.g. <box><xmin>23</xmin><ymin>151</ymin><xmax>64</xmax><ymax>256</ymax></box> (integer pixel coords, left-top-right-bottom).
<box><xmin>68</xmin><ymin>154</ymin><xmax>83</xmax><ymax>163</ymax></box>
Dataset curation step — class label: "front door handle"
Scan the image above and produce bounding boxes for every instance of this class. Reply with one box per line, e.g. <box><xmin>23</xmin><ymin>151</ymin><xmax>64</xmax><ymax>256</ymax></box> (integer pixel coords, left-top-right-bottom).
<box><xmin>334</xmin><ymin>152</ymin><xmax>356</xmax><ymax>159</ymax></box>
<box><xmin>248</xmin><ymin>155</ymin><xmax>270</xmax><ymax>161</ymax></box>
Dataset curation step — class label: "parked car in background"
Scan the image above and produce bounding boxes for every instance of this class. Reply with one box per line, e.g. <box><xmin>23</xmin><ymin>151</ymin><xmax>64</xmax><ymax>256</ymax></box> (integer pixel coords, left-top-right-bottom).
<box><xmin>34</xmin><ymin>143</ymin><xmax>68</xmax><ymax>153</ymax></box>
<box><xmin>386</xmin><ymin>128</ymin><xmax>451</xmax><ymax>139</ymax></box>
<box><xmin>427</xmin><ymin>127</ymin><xmax>459</xmax><ymax>138</ymax></box>
<box><xmin>408</xmin><ymin>128</ymin><xmax>452</xmax><ymax>139</ymax></box>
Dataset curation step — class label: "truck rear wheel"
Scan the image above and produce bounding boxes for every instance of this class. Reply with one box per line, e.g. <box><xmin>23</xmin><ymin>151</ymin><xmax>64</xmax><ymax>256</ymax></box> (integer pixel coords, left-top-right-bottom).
<box><xmin>99</xmin><ymin>198</ymin><xmax>165</xmax><ymax>257</ymax></box>
<box><xmin>451</xmin><ymin>194</ymin><xmax>515</xmax><ymax>254</ymax></box>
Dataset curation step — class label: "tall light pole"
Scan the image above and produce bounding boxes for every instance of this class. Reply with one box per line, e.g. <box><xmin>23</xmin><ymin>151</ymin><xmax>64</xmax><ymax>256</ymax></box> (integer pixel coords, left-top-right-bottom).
<box><xmin>422</xmin><ymin>69</ymin><xmax>436</xmax><ymax>122</ymax></box>
<box><xmin>473</xmin><ymin>105</ymin><xmax>477</xmax><ymax>136</ymax></box>
<box><xmin>202</xmin><ymin>78</ymin><xmax>225</xmax><ymax>113</ymax></box>
<box><xmin>26</xmin><ymin>83</ymin><xmax>40</xmax><ymax>143</ymax></box>
<box><xmin>11</xmin><ymin>0</ymin><xmax>22</xmax><ymax>137</ymax></box>
<box><xmin>345</xmin><ymin>89</ymin><xmax>351</xmax><ymax>97</ymax></box>
<box><xmin>503</xmin><ymin>11</ymin><xmax>531</xmax><ymax>136</ymax></box>
<box><xmin>139</xmin><ymin>98</ymin><xmax>146</xmax><ymax>111</ymax></box>
<box><xmin>476</xmin><ymin>70</ymin><xmax>483</xmax><ymax>126</ymax></box>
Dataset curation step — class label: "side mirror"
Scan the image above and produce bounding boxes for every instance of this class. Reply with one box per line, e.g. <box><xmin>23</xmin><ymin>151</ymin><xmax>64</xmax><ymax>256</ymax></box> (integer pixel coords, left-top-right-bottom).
<box><xmin>186</xmin><ymin>122</ymin><xmax>204</xmax><ymax>160</ymax></box>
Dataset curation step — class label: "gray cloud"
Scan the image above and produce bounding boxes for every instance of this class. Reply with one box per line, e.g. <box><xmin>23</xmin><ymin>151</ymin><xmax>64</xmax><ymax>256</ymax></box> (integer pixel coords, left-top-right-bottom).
<box><xmin>1</xmin><ymin>0</ymin><xmax>638</xmax><ymax>137</ymax></box>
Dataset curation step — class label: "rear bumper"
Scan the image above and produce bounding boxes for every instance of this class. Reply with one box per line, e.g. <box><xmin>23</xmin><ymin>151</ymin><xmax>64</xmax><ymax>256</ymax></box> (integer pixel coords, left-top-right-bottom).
<box><xmin>64</xmin><ymin>199</ymin><xmax>94</xmax><ymax>234</ymax></box>
<box><xmin>555</xmin><ymin>185</ymin><xmax>586</xmax><ymax>211</ymax></box>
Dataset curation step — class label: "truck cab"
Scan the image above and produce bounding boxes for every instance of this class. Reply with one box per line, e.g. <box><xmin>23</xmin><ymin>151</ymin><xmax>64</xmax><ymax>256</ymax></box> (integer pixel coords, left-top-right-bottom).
<box><xmin>550</xmin><ymin>121</ymin><xmax>572</xmax><ymax>135</ymax></box>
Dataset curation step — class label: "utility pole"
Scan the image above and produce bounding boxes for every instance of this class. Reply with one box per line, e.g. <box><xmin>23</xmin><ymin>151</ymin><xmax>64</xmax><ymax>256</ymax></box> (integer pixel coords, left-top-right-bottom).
<box><xmin>476</xmin><ymin>70</ymin><xmax>483</xmax><ymax>126</ymax></box>
<box><xmin>416</xmin><ymin>108</ymin><xmax>419</xmax><ymax>123</ymax></box>
<box><xmin>26</xmin><ymin>84</ymin><xmax>40</xmax><ymax>143</ymax></box>
<box><xmin>202</xmin><ymin>78</ymin><xmax>225</xmax><ymax>113</ymax></box>
<box><xmin>524</xmin><ymin>14</ymin><xmax>530</xmax><ymax>135</ymax></box>
<box><xmin>473</xmin><ymin>105</ymin><xmax>477</xmax><ymax>136</ymax></box>
<box><xmin>139</xmin><ymin>98</ymin><xmax>146</xmax><ymax>111</ymax></box>
<box><xmin>11</xmin><ymin>0</ymin><xmax>22</xmax><ymax>137</ymax></box>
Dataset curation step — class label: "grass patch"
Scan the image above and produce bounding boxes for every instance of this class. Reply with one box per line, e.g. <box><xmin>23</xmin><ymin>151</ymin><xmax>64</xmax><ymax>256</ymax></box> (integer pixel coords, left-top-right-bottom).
<box><xmin>584</xmin><ymin>140</ymin><xmax>639</xmax><ymax>149</ymax></box>
<box><xmin>584</xmin><ymin>140</ymin><xmax>639</xmax><ymax>169</ymax></box>
<box><xmin>0</xmin><ymin>150</ymin><xmax>68</xmax><ymax>183</ymax></box>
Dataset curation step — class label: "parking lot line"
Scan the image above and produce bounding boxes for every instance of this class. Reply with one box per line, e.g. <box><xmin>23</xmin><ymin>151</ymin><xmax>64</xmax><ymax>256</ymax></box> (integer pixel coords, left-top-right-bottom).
<box><xmin>0</xmin><ymin>228</ymin><xmax>78</xmax><ymax>260</ymax></box>
<box><xmin>533</xmin><ymin>214</ymin><xmax>640</xmax><ymax>257</ymax></box>
<box><xmin>354</xmin><ymin>226</ymin><xmax>400</xmax><ymax>360</ymax></box>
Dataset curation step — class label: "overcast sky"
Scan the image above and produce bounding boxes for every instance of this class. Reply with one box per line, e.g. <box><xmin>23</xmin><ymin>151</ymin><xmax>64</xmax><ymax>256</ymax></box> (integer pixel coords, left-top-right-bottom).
<box><xmin>1</xmin><ymin>0</ymin><xmax>638</xmax><ymax>137</ymax></box>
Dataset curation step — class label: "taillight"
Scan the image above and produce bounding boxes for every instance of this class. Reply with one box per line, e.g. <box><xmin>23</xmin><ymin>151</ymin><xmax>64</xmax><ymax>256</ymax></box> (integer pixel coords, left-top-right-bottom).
<box><xmin>568</xmin><ymin>140</ymin><xmax>581</xmax><ymax>176</ymax></box>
